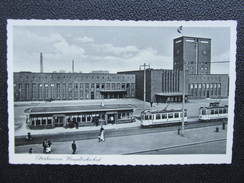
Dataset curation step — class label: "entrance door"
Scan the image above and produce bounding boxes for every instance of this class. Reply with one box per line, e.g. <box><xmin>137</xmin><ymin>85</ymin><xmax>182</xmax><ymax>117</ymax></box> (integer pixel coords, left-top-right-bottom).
<box><xmin>207</xmin><ymin>91</ymin><xmax>210</xmax><ymax>98</ymax></box>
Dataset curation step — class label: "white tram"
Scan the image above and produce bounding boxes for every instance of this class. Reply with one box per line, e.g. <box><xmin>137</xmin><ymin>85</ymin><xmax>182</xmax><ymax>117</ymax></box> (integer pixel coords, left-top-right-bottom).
<box><xmin>199</xmin><ymin>102</ymin><xmax>228</xmax><ymax>121</ymax></box>
<box><xmin>140</xmin><ymin>109</ymin><xmax>187</xmax><ymax>127</ymax></box>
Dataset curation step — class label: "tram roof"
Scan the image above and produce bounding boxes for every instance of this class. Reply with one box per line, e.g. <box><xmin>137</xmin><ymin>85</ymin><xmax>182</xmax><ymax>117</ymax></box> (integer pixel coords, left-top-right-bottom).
<box><xmin>200</xmin><ymin>105</ymin><xmax>228</xmax><ymax>109</ymax></box>
<box><xmin>25</xmin><ymin>104</ymin><xmax>134</xmax><ymax>115</ymax></box>
<box><xmin>141</xmin><ymin>108</ymin><xmax>186</xmax><ymax>114</ymax></box>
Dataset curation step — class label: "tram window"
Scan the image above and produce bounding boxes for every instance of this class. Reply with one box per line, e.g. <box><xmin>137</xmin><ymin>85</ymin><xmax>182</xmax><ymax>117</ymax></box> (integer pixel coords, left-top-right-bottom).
<box><xmin>31</xmin><ymin>120</ymin><xmax>35</xmax><ymax>126</ymax></box>
<box><xmin>149</xmin><ymin>115</ymin><xmax>152</xmax><ymax>120</ymax></box>
<box><xmin>82</xmin><ymin>116</ymin><xmax>86</xmax><ymax>122</ymax></box>
<box><xmin>214</xmin><ymin>109</ymin><xmax>218</xmax><ymax>114</ymax></box>
<box><xmin>77</xmin><ymin>117</ymin><xmax>81</xmax><ymax>122</ymax></box>
<box><xmin>223</xmin><ymin>108</ymin><xmax>227</xmax><ymax>113</ymax></box>
<box><xmin>162</xmin><ymin>114</ymin><xmax>167</xmax><ymax>119</ymax></box>
<box><xmin>201</xmin><ymin>109</ymin><xmax>206</xmax><ymax>115</ymax></box>
<box><xmin>168</xmin><ymin>113</ymin><xmax>173</xmax><ymax>118</ymax></box>
<box><xmin>219</xmin><ymin>109</ymin><xmax>223</xmax><ymax>114</ymax></box>
<box><xmin>156</xmin><ymin>114</ymin><xmax>161</xmax><ymax>119</ymax></box>
<box><xmin>211</xmin><ymin>110</ymin><xmax>214</xmax><ymax>114</ymax></box>
<box><xmin>87</xmin><ymin>116</ymin><xmax>91</xmax><ymax>121</ymax></box>
<box><xmin>36</xmin><ymin>120</ymin><xmax>40</xmax><ymax>126</ymax></box>
<box><xmin>175</xmin><ymin>113</ymin><xmax>179</xmax><ymax>118</ymax></box>
<box><xmin>145</xmin><ymin>115</ymin><xmax>149</xmax><ymax>120</ymax></box>
<box><xmin>47</xmin><ymin>119</ymin><xmax>52</xmax><ymax>124</ymax></box>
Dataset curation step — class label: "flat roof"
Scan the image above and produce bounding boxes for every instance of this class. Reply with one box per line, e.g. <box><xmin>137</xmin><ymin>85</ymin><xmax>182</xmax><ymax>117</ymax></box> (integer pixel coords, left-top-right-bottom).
<box><xmin>100</xmin><ymin>90</ymin><xmax>127</xmax><ymax>93</ymax></box>
<box><xmin>155</xmin><ymin>92</ymin><xmax>189</xmax><ymax>97</ymax></box>
<box><xmin>25</xmin><ymin>104</ymin><xmax>134</xmax><ymax>115</ymax></box>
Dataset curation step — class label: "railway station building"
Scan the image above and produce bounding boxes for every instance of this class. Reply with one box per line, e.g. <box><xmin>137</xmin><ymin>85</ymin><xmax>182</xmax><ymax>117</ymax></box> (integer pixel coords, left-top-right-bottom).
<box><xmin>119</xmin><ymin>36</ymin><xmax>229</xmax><ymax>103</ymax></box>
<box><xmin>14</xmin><ymin>72</ymin><xmax>135</xmax><ymax>101</ymax></box>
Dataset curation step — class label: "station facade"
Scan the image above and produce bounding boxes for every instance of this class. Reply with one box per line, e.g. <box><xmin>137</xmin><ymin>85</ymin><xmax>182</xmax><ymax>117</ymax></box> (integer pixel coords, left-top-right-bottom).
<box><xmin>14</xmin><ymin>72</ymin><xmax>135</xmax><ymax>101</ymax></box>
<box><xmin>119</xmin><ymin>36</ymin><xmax>229</xmax><ymax>103</ymax></box>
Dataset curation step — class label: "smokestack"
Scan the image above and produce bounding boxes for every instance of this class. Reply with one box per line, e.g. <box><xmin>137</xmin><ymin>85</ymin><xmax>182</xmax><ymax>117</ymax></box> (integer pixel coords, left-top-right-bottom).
<box><xmin>72</xmin><ymin>60</ymin><xmax>74</xmax><ymax>73</ymax></box>
<box><xmin>40</xmin><ymin>52</ymin><xmax>43</xmax><ymax>73</ymax></box>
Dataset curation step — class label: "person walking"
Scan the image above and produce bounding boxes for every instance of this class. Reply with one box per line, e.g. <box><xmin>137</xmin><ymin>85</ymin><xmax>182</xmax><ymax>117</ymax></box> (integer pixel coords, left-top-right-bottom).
<box><xmin>72</xmin><ymin>140</ymin><xmax>77</xmax><ymax>154</ymax></box>
<box><xmin>42</xmin><ymin>139</ymin><xmax>48</xmax><ymax>153</ymax></box>
<box><xmin>98</xmin><ymin>127</ymin><xmax>105</xmax><ymax>142</ymax></box>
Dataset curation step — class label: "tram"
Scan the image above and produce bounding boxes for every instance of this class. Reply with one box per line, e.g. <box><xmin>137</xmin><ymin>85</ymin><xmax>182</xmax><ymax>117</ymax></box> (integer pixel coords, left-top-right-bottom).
<box><xmin>199</xmin><ymin>102</ymin><xmax>228</xmax><ymax>121</ymax></box>
<box><xmin>140</xmin><ymin>109</ymin><xmax>187</xmax><ymax>127</ymax></box>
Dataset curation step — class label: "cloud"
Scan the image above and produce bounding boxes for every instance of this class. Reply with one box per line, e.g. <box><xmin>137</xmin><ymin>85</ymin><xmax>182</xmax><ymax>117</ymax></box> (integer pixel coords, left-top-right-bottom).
<box><xmin>77</xmin><ymin>36</ymin><xmax>94</xmax><ymax>43</ymax></box>
<box><xmin>92</xmin><ymin>43</ymin><xmax>140</xmax><ymax>56</ymax></box>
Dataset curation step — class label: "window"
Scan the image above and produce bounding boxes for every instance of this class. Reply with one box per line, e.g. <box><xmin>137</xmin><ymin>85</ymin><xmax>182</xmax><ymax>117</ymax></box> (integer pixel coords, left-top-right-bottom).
<box><xmin>211</xmin><ymin>109</ymin><xmax>214</xmax><ymax>114</ymax></box>
<box><xmin>162</xmin><ymin>114</ymin><xmax>167</xmax><ymax>119</ymax></box>
<box><xmin>206</xmin><ymin>84</ymin><xmax>209</xmax><ymax>88</ymax></box>
<box><xmin>36</xmin><ymin>119</ymin><xmax>40</xmax><ymax>126</ymax></box>
<box><xmin>96</xmin><ymin>83</ymin><xmax>100</xmax><ymax>89</ymax></box>
<box><xmin>223</xmin><ymin>108</ymin><xmax>227</xmax><ymax>113</ymax></box>
<box><xmin>175</xmin><ymin>113</ymin><xmax>179</xmax><ymax>118</ymax></box>
<box><xmin>168</xmin><ymin>113</ymin><xmax>173</xmax><ymax>118</ymax></box>
<box><xmin>201</xmin><ymin>109</ymin><xmax>206</xmax><ymax>115</ymax></box>
<box><xmin>219</xmin><ymin>109</ymin><xmax>223</xmax><ymax>114</ymax></box>
<box><xmin>156</xmin><ymin>114</ymin><xmax>161</xmax><ymax>119</ymax></box>
<box><xmin>214</xmin><ymin>109</ymin><xmax>218</xmax><ymax>114</ymax></box>
<box><xmin>190</xmin><ymin>84</ymin><xmax>193</xmax><ymax>89</ymax></box>
<box><xmin>198</xmin><ymin>84</ymin><xmax>201</xmax><ymax>88</ymax></box>
<box><xmin>194</xmin><ymin>84</ymin><xmax>198</xmax><ymax>88</ymax></box>
<box><xmin>42</xmin><ymin>119</ymin><xmax>46</xmax><ymax>125</ymax></box>
<box><xmin>47</xmin><ymin>119</ymin><xmax>52</xmax><ymax>124</ymax></box>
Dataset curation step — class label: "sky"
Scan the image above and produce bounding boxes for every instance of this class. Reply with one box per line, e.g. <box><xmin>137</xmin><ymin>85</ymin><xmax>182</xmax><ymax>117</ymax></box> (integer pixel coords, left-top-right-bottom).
<box><xmin>13</xmin><ymin>24</ymin><xmax>231</xmax><ymax>74</ymax></box>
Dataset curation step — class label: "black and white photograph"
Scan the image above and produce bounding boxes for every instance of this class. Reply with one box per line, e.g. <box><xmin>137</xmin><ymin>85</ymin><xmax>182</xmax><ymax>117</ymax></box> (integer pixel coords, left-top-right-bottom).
<box><xmin>7</xmin><ymin>20</ymin><xmax>236</xmax><ymax>165</ymax></box>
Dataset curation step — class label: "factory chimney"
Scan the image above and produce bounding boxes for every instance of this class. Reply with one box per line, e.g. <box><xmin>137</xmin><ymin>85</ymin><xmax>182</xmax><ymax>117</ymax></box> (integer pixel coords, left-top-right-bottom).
<box><xmin>40</xmin><ymin>52</ymin><xmax>43</xmax><ymax>73</ymax></box>
<box><xmin>72</xmin><ymin>59</ymin><xmax>74</xmax><ymax>73</ymax></box>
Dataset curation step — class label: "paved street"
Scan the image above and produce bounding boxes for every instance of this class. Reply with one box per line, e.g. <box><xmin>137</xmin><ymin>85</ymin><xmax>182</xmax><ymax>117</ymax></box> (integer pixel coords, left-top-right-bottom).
<box><xmin>15</xmin><ymin>124</ymin><xmax>227</xmax><ymax>155</ymax></box>
<box><xmin>135</xmin><ymin>139</ymin><xmax>226</xmax><ymax>154</ymax></box>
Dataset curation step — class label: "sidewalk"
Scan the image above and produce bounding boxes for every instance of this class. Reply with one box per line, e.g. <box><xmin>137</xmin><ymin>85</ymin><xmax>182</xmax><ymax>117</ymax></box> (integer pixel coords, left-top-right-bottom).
<box><xmin>15</xmin><ymin>124</ymin><xmax>227</xmax><ymax>154</ymax></box>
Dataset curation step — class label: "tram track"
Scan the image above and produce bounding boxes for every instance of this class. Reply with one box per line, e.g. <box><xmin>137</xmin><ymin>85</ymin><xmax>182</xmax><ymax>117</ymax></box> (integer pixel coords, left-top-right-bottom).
<box><xmin>15</xmin><ymin>120</ymin><xmax>226</xmax><ymax>146</ymax></box>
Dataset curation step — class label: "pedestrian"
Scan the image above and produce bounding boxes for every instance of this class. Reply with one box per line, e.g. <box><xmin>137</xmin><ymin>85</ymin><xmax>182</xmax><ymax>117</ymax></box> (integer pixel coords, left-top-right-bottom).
<box><xmin>177</xmin><ymin>127</ymin><xmax>181</xmax><ymax>135</ymax></box>
<box><xmin>150</xmin><ymin>101</ymin><xmax>153</xmax><ymax>107</ymax></box>
<box><xmin>72</xmin><ymin>140</ymin><xmax>77</xmax><ymax>154</ymax></box>
<box><xmin>98</xmin><ymin>127</ymin><xmax>105</xmax><ymax>142</ymax></box>
<box><xmin>26</xmin><ymin>132</ymin><xmax>32</xmax><ymax>141</ymax></box>
<box><xmin>29</xmin><ymin>148</ymin><xmax>33</xmax><ymax>154</ymax></box>
<box><xmin>42</xmin><ymin>139</ymin><xmax>48</xmax><ymax>153</ymax></box>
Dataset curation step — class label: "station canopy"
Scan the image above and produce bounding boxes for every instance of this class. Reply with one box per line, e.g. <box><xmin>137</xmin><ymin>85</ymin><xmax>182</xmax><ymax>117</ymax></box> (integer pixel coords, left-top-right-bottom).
<box><xmin>24</xmin><ymin>104</ymin><xmax>134</xmax><ymax>115</ymax></box>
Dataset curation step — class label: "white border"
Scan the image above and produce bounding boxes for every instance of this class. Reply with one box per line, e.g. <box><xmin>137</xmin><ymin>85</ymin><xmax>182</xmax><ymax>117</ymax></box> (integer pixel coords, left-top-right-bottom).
<box><xmin>7</xmin><ymin>20</ymin><xmax>237</xmax><ymax>165</ymax></box>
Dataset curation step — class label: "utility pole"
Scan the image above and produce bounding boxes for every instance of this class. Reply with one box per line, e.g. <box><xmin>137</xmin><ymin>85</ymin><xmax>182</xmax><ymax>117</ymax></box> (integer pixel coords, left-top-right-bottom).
<box><xmin>139</xmin><ymin>63</ymin><xmax>150</xmax><ymax>103</ymax></box>
<box><xmin>181</xmin><ymin>62</ymin><xmax>186</xmax><ymax>136</ymax></box>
